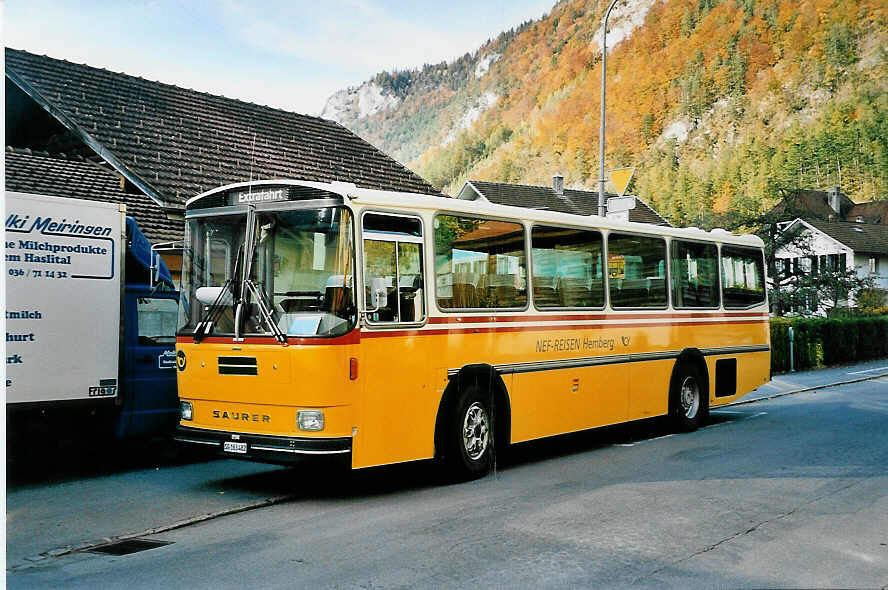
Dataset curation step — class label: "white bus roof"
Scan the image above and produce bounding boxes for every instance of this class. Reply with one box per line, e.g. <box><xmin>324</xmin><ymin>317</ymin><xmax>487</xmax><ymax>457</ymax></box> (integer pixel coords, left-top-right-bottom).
<box><xmin>188</xmin><ymin>179</ymin><xmax>764</xmax><ymax>248</ymax></box>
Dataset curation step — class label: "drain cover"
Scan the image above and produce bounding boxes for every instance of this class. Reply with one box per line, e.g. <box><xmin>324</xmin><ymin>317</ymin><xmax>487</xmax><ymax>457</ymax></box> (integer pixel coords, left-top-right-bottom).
<box><xmin>86</xmin><ymin>539</ymin><xmax>172</xmax><ymax>556</ymax></box>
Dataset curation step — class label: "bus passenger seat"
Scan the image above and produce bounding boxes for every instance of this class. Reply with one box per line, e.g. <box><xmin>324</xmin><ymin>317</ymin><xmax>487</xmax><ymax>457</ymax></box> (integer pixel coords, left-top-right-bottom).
<box><xmin>453</xmin><ymin>272</ymin><xmax>479</xmax><ymax>308</ymax></box>
<box><xmin>558</xmin><ymin>277</ymin><xmax>588</xmax><ymax>307</ymax></box>
<box><xmin>533</xmin><ymin>277</ymin><xmax>558</xmax><ymax>307</ymax></box>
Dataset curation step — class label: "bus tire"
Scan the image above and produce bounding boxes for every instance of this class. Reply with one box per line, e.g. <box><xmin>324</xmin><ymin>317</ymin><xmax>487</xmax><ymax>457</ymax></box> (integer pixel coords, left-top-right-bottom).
<box><xmin>669</xmin><ymin>362</ymin><xmax>708</xmax><ymax>432</ymax></box>
<box><xmin>442</xmin><ymin>385</ymin><xmax>494</xmax><ymax>482</ymax></box>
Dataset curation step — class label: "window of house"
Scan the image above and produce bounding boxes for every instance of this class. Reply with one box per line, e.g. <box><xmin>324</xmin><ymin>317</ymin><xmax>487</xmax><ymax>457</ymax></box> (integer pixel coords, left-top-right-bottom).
<box><xmin>827</xmin><ymin>253</ymin><xmax>840</xmax><ymax>270</ymax></box>
<box><xmin>531</xmin><ymin>226</ymin><xmax>604</xmax><ymax>309</ymax></box>
<box><xmin>870</xmin><ymin>257</ymin><xmax>877</xmax><ymax>273</ymax></box>
<box><xmin>806</xmin><ymin>292</ymin><xmax>819</xmax><ymax>313</ymax></box>
<box><xmin>607</xmin><ymin>233</ymin><xmax>667</xmax><ymax>308</ymax></box>
<box><xmin>434</xmin><ymin>214</ymin><xmax>526</xmax><ymax>309</ymax></box>
<box><xmin>670</xmin><ymin>240</ymin><xmax>719</xmax><ymax>308</ymax></box>
<box><xmin>721</xmin><ymin>246</ymin><xmax>766</xmax><ymax>308</ymax></box>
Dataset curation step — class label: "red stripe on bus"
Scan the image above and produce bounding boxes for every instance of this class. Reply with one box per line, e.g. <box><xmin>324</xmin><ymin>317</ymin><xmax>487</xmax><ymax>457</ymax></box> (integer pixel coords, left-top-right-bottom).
<box><xmin>360</xmin><ymin>318</ymin><xmax>769</xmax><ymax>338</ymax></box>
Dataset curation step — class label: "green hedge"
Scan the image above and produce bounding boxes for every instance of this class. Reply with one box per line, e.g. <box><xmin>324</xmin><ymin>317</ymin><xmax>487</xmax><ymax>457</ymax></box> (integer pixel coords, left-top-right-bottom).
<box><xmin>770</xmin><ymin>315</ymin><xmax>888</xmax><ymax>372</ymax></box>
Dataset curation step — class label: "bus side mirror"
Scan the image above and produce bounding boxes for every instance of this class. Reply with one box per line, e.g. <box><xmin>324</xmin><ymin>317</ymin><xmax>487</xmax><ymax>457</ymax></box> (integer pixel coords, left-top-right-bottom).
<box><xmin>196</xmin><ymin>286</ymin><xmax>234</xmax><ymax>306</ymax></box>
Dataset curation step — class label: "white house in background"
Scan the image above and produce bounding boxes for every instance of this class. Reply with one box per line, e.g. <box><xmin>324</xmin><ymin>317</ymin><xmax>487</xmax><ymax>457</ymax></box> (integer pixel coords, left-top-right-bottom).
<box><xmin>773</xmin><ymin>188</ymin><xmax>888</xmax><ymax>314</ymax></box>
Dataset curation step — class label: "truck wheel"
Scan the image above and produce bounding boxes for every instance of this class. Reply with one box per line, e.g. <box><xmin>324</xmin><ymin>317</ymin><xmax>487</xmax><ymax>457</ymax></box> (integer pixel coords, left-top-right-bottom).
<box><xmin>443</xmin><ymin>386</ymin><xmax>494</xmax><ymax>481</ymax></box>
<box><xmin>669</xmin><ymin>363</ymin><xmax>708</xmax><ymax>432</ymax></box>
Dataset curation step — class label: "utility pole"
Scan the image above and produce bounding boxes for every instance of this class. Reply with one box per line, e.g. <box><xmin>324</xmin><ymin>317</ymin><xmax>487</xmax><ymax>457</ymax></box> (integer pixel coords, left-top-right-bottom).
<box><xmin>598</xmin><ymin>0</ymin><xmax>620</xmax><ymax>218</ymax></box>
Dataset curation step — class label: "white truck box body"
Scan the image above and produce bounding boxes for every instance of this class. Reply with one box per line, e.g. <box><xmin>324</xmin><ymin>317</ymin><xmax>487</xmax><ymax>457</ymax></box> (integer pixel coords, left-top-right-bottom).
<box><xmin>5</xmin><ymin>192</ymin><xmax>124</xmax><ymax>403</ymax></box>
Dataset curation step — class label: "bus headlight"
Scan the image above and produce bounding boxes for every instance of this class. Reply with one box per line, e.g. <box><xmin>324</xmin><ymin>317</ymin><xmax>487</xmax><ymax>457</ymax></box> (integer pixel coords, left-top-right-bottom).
<box><xmin>180</xmin><ymin>401</ymin><xmax>193</xmax><ymax>421</ymax></box>
<box><xmin>297</xmin><ymin>410</ymin><xmax>324</xmax><ymax>431</ymax></box>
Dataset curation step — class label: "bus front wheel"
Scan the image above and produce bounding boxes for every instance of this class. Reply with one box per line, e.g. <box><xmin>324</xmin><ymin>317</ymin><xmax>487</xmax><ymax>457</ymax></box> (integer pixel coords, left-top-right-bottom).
<box><xmin>443</xmin><ymin>386</ymin><xmax>494</xmax><ymax>481</ymax></box>
<box><xmin>669</xmin><ymin>363</ymin><xmax>708</xmax><ymax>432</ymax></box>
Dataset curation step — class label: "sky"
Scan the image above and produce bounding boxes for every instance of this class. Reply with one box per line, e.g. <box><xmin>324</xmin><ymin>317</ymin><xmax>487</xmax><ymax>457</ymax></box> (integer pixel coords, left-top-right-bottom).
<box><xmin>4</xmin><ymin>0</ymin><xmax>555</xmax><ymax>116</ymax></box>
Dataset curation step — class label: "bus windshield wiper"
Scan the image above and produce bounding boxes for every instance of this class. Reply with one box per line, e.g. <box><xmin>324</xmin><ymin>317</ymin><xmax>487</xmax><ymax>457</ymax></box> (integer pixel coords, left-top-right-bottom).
<box><xmin>234</xmin><ymin>207</ymin><xmax>286</xmax><ymax>344</ymax></box>
<box><xmin>241</xmin><ymin>279</ymin><xmax>287</xmax><ymax>344</ymax></box>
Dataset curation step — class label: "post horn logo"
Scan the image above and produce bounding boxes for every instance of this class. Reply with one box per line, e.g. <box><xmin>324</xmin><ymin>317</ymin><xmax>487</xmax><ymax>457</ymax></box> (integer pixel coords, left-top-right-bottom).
<box><xmin>176</xmin><ymin>350</ymin><xmax>187</xmax><ymax>371</ymax></box>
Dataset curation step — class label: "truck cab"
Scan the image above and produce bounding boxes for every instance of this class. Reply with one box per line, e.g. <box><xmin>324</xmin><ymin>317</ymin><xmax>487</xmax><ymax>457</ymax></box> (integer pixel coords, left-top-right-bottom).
<box><xmin>113</xmin><ymin>217</ymin><xmax>180</xmax><ymax>439</ymax></box>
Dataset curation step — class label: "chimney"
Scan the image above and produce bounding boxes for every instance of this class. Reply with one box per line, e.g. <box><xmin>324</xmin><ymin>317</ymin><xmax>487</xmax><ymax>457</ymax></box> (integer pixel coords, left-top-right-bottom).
<box><xmin>827</xmin><ymin>186</ymin><xmax>841</xmax><ymax>215</ymax></box>
<box><xmin>552</xmin><ymin>173</ymin><xmax>564</xmax><ymax>196</ymax></box>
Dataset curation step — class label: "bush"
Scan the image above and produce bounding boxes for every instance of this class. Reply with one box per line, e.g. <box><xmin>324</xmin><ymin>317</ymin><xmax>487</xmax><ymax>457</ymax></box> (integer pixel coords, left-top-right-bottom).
<box><xmin>770</xmin><ymin>318</ymin><xmax>790</xmax><ymax>373</ymax></box>
<box><xmin>856</xmin><ymin>317</ymin><xmax>881</xmax><ymax>360</ymax></box>
<box><xmin>770</xmin><ymin>314</ymin><xmax>888</xmax><ymax>372</ymax></box>
<box><xmin>858</xmin><ymin>288</ymin><xmax>888</xmax><ymax>312</ymax></box>
<box><xmin>794</xmin><ymin>317</ymin><xmax>822</xmax><ymax>370</ymax></box>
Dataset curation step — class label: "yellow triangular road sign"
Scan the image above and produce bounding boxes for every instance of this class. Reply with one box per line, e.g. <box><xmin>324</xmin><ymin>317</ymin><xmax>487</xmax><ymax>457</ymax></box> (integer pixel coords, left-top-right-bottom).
<box><xmin>608</xmin><ymin>167</ymin><xmax>635</xmax><ymax>197</ymax></box>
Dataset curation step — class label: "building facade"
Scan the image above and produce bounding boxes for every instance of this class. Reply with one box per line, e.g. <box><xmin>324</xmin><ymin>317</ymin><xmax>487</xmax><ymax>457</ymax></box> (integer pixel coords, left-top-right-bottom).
<box><xmin>773</xmin><ymin>188</ymin><xmax>888</xmax><ymax>314</ymax></box>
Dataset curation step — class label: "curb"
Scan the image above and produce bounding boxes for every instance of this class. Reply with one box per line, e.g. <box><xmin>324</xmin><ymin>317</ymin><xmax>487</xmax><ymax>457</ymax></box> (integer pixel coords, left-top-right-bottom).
<box><xmin>726</xmin><ymin>371</ymin><xmax>888</xmax><ymax>407</ymax></box>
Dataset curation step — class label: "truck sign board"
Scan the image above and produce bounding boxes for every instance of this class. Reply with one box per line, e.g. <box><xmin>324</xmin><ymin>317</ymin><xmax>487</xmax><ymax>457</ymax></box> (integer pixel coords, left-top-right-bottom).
<box><xmin>5</xmin><ymin>192</ymin><xmax>123</xmax><ymax>403</ymax></box>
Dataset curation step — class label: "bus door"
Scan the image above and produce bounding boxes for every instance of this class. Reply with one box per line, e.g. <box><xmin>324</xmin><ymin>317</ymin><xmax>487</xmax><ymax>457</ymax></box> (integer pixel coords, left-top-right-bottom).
<box><xmin>355</xmin><ymin>213</ymin><xmax>432</xmax><ymax>467</ymax></box>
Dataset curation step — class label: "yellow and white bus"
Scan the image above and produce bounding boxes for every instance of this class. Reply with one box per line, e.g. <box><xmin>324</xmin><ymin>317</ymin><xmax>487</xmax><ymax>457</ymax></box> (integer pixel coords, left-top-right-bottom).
<box><xmin>175</xmin><ymin>180</ymin><xmax>770</xmax><ymax>479</ymax></box>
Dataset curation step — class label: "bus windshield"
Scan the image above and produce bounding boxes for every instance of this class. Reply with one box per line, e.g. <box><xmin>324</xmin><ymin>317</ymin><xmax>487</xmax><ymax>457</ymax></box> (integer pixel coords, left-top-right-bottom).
<box><xmin>178</xmin><ymin>207</ymin><xmax>355</xmax><ymax>338</ymax></box>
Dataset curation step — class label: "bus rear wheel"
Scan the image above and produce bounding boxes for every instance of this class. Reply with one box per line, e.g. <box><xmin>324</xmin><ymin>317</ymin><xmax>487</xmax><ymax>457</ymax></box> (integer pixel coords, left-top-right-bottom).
<box><xmin>443</xmin><ymin>386</ymin><xmax>494</xmax><ymax>481</ymax></box>
<box><xmin>669</xmin><ymin>363</ymin><xmax>708</xmax><ymax>432</ymax></box>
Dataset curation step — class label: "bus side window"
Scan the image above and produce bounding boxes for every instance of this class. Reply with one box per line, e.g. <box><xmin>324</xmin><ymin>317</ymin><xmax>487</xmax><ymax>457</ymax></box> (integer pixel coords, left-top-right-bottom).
<box><xmin>362</xmin><ymin>213</ymin><xmax>425</xmax><ymax>324</ymax></box>
<box><xmin>531</xmin><ymin>225</ymin><xmax>604</xmax><ymax>309</ymax></box>
<box><xmin>434</xmin><ymin>214</ymin><xmax>527</xmax><ymax>310</ymax></box>
<box><xmin>671</xmin><ymin>240</ymin><xmax>719</xmax><ymax>308</ymax></box>
<box><xmin>398</xmin><ymin>242</ymin><xmax>424</xmax><ymax>322</ymax></box>
<box><xmin>608</xmin><ymin>233</ymin><xmax>668</xmax><ymax>308</ymax></box>
<box><xmin>721</xmin><ymin>246</ymin><xmax>766</xmax><ymax>308</ymax></box>
<box><xmin>363</xmin><ymin>240</ymin><xmax>397</xmax><ymax>322</ymax></box>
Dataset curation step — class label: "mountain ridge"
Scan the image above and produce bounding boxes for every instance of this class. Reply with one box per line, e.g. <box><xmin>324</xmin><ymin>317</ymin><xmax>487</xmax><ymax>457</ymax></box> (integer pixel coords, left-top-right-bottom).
<box><xmin>322</xmin><ymin>0</ymin><xmax>888</xmax><ymax>227</ymax></box>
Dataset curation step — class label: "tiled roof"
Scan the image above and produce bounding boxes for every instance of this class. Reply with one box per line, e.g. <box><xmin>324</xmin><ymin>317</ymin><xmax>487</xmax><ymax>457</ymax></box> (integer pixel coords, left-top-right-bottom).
<box><xmin>801</xmin><ymin>216</ymin><xmax>888</xmax><ymax>255</ymax></box>
<box><xmin>5</xmin><ymin>49</ymin><xmax>438</xmax><ymax>209</ymax></box>
<box><xmin>846</xmin><ymin>201</ymin><xmax>888</xmax><ymax>225</ymax></box>
<box><xmin>5</xmin><ymin>148</ymin><xmax>183</xmax><ymax>243</ymax></box>
<box><xmin>465</xmin><ymin>180</ymin><xmax>672</xmax><ymax>226</ymax></box>
<box><xmin>768</xmin><ymin>189</ymin><xmax>856</xmax><ymax>220</ymax></box>
<box><xmin>767</xmin><ymin>188</ymin><xmax>888</xmax><ymax>224</ymax></box>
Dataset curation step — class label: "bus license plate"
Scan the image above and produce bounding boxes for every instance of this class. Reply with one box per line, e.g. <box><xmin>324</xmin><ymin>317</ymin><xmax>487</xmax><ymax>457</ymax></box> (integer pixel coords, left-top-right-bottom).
<box><xmin>223</xmin><ymin>441</ymin><xmax>248</xmax><ymax>454</ymax></box>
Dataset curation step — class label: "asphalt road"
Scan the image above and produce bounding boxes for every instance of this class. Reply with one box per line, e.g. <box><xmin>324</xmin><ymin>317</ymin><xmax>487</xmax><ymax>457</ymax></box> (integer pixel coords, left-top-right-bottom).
<box><xmin>7</xmin><ymin>377</ymin><xmax>888</xmax><ymax>589</ymax></box>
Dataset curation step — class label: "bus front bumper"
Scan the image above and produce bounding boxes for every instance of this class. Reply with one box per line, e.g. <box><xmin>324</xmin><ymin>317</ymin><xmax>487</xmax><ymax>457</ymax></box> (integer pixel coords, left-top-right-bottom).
<box><xmin>175</xmin><ymin>425</ymin><xmax>351</xmax><ymax>463</ymax></box>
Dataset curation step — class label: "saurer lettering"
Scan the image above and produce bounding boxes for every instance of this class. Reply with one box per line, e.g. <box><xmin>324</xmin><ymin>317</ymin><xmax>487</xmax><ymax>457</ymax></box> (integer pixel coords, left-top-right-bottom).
<box><xmin>212</xmin><ymin>410</ymin><xmax>271</xmax><ymax>423</ymax></box>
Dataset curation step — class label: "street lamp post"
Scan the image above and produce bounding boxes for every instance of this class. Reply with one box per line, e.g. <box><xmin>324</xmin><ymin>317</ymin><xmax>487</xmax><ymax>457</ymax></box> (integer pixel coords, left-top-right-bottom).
<box><xmin>598</xmin><ymin>0</ymin><xmax>620</xmax><ymax>218</ymax></box>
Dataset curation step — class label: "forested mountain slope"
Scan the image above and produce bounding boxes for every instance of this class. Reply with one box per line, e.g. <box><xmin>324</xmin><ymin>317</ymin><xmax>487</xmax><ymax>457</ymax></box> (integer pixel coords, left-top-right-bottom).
<box><xmin>322</xmin><ymin>0</ymin><xmax>888</xmax><ymax>227</ymax></box>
